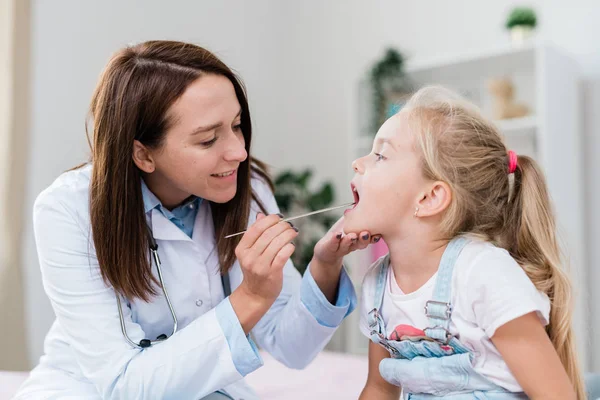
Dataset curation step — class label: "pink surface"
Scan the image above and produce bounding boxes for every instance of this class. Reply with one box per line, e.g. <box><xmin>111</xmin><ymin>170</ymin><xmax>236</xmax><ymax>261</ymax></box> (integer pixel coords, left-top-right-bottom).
<box><xmin>371</xmin><ymin>239</ymin><xmax>389</xmax><ymax>261</ymax></box>
<box><xmin>1</xmin><ymin>351</ymin><xmax>368</xmax><ymax>399</ymax></box>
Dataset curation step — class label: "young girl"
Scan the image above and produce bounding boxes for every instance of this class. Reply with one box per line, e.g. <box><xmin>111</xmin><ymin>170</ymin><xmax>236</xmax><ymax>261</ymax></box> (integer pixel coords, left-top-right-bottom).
<box><xmin>346</xmin><ymin>86</ymin><xmax>583</xmax><ymax>399</ymax></box>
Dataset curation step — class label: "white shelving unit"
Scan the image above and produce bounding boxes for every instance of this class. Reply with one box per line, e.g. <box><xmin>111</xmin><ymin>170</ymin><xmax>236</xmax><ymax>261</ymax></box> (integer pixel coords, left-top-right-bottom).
<box><xmin>340</xmin><ymin>43</ymin><xmax>587</xmax><ymax>364</ymax></box>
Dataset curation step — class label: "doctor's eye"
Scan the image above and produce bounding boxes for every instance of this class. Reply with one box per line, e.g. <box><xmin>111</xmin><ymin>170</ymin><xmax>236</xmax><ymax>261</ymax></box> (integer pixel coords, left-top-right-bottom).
<box><xmin>200</xmin><ymin>136</ymin><xmax>218</xmax><ymax>147</ymax></box>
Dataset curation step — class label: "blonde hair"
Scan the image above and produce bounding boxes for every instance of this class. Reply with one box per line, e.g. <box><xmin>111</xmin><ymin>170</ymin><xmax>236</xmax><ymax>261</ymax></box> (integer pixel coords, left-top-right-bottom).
<box><xmin>404</xmin><ymin>86</ymin><xmax>584</xmax><ymax>398</ymax></box>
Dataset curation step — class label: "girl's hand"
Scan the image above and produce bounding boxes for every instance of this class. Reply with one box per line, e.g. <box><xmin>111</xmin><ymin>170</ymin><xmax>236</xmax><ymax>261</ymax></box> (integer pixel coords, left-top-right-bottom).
<box><xmin>309</xmin><ymin>216</ymin><xmax>380</xmax><ymax>303</ymax></box>
<box><xmin>313</xmin><ymin>216</ymin><xmax>379</xmax><ymax>266</ymax></box>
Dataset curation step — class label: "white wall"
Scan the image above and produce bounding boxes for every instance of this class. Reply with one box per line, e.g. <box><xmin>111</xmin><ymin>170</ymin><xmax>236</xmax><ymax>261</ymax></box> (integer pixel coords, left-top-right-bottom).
<box><xmin>22</xmin><ymin>0</ymin><xmax>600</xmax><ymax>371</ymax></box>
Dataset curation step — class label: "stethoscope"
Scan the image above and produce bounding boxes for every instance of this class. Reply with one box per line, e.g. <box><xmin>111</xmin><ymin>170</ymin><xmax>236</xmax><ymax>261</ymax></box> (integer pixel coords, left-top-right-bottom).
<box><xmin>115</xmin><ymin>226</ymin><xmax>231</xmax><ymax>349</ymax></box>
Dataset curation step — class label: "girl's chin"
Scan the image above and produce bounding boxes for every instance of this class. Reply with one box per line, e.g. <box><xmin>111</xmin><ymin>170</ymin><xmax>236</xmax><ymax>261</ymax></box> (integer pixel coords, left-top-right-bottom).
<box><xmin>343</xmin><ymin>213</ymin><xmax>369</xmax><ymax>234</ymax></box>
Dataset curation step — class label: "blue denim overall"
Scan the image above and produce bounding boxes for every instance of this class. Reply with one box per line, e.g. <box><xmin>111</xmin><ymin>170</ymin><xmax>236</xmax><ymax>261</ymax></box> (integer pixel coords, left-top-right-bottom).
<box><xmin>368</xmin><ymin>237</ymin><xmax>528</xmax><ymax>399</ymax></box>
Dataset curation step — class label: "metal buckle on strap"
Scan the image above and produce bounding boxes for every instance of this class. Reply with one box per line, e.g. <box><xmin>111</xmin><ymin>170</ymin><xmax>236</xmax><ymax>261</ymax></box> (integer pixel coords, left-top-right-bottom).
<box><xmin>368</xmin><ymin>308</ymin><xmax>379</xmax><ymax>328</ymax></box>
<box><xmin>424</xmin><ymin>300</ymin><xmax>452</xmax><ymax>319</ymax></box>
<box><xmin>368</xmin><ymin>331</ymin><xmax>386</xmax><ymax>342</ymax></box>
<box><xmin>424</xmin><ymin>325</ymin><xmax>458</xmax><ymax>345</ymax></box>
<box><xmin>378</xmin><ymin>339</ymin><xmax>400</xmax><ymax>356</ymax></box>
<box><xmin>370</xmin><ymin>330</ymin><xmax>394</xmax><ymax>347</ymax></box>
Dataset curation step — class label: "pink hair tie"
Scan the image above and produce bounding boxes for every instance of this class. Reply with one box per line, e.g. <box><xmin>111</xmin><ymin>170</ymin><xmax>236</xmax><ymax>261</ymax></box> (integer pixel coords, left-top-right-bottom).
<box><xmin>508</xmin><ymin>150</ymin><xmax>518</xmax><ymax>174</ymax></box>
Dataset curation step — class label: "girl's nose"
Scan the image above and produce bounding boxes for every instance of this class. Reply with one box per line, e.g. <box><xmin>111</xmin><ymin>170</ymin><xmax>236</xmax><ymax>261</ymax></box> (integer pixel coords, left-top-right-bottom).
<box><xmin>352</xmin><ymin>158</ymin><xmax>364</xmax><ymax>174</ymax></box>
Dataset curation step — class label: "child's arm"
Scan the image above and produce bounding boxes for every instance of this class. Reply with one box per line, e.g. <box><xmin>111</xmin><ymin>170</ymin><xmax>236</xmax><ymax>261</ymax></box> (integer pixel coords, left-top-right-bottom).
<box><xmin>491</xmin><ymin>312</ymin><xmax>576</xmax><ymax>400</ymax></box>
<box><xmin>359</xmin><ymin>341</ymin><xmax>401</xmax><ymax>400</ymax></box>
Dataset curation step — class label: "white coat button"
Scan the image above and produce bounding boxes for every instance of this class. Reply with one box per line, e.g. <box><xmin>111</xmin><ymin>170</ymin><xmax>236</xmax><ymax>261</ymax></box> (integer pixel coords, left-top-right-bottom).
<box><xmin>195</xmin><ymin>299</ymin><xmax>203</xmax><ymax>307</ymax></box>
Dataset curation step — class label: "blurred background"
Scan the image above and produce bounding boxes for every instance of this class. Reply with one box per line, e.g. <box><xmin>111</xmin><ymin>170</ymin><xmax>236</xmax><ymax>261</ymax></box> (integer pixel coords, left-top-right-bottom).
<box><xmin>1</xmin><ymin>0</ymin><xmax>599</xmax><ymax>391</ymax></box>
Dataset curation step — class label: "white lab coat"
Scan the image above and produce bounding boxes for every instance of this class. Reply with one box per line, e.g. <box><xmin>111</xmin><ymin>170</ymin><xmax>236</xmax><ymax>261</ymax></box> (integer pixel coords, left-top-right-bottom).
<box><xmin>15</xmin><ymin>164</ymin><xmax>355</xmax><ymax>400</ymax></box>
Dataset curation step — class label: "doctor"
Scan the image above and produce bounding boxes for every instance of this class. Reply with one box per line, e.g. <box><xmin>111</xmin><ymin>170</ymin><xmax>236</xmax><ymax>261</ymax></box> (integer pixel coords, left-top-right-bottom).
<box><xmin>15</xmin><ymin>40</ymin><xmax>375</xmax><ymax>400</ymax></box>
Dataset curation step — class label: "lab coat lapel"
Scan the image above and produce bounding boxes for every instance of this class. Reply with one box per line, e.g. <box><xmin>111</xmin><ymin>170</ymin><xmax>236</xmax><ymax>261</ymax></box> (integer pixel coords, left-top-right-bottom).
<box><xmin>192</xmin><ymin>202</ymin><xmax>219</xmax><ymax>273</ymax></box>
<box><xmin>150</xmin><ymin>208</ymin><xmax>192</xmax><ymax>243</ymax></box>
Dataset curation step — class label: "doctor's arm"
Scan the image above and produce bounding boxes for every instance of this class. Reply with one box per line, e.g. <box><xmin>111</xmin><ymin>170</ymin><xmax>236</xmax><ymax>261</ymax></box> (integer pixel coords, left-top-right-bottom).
<box><xmin>247</xmin><ymin>182</ymin><xmax>365</xmax><ymax>368</ymax></box>
<box><xmin>34</xmin><ymin>193</ymin><xmax>291</xmax><ymax>400</ymax></box>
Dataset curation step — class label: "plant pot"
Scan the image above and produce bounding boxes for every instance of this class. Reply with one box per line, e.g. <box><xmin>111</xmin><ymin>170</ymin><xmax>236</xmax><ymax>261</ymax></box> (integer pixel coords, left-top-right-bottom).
<box><xmin>510</xmin><ymin>25</ymin><xmax>534</xmax><ymax>47</ymax></box>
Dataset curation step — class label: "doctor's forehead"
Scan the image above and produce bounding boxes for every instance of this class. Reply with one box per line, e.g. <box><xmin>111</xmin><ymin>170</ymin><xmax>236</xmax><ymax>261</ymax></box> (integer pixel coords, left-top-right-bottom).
<box><xmin>166</xmin><ymin>75</ymin><xmax>241</xmax><ymax>134</ymax></box>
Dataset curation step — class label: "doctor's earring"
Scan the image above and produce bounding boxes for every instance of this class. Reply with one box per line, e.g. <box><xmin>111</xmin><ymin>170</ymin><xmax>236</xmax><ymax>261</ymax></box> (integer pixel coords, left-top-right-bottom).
<box><xmin>414</xmin><ymin>207</ymin><xmax>419</xmax><ymax>217</ymax></box>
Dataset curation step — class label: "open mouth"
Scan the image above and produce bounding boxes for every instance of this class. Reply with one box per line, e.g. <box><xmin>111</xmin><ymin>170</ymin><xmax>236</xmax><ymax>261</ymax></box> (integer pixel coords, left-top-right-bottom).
<box><xmin>347</xmin><ymin>183</ymin><xmax>360</xmax><ymax>212</ymax></box>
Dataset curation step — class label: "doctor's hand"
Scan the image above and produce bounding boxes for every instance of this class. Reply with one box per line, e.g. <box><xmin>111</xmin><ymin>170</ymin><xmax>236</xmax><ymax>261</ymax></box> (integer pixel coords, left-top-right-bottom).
<box><xmin>229</xmin><ymin>212</ymin><xmax>298</xmax><ymax>334</ymax></box>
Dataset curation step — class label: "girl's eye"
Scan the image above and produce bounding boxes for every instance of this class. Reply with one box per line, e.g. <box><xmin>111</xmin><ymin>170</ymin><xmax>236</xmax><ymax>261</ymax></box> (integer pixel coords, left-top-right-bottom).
<box><xmin>374</xmin><ymin>153</ymin><xmax>385</xmax><ymax>161</ymax></box>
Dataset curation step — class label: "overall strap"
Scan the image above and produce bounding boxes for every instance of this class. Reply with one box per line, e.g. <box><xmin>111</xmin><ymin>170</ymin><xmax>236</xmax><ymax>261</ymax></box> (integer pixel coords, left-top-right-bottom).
<box><xmin>367</xmin><ymin>255</ymin><xmax>390</xmax><ymax>340</ymax></box>
<box><xmin>424</xmin><ymin>237</ymin><xmax>469</xmax><ymax>342</ymax></box>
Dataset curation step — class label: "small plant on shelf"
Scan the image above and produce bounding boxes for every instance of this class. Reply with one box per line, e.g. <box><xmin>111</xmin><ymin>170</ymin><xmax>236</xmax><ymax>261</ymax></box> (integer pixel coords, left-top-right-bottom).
<box><xmin>505</xmin><ymin>7</ymin><xmax>537</xmax><ymax>46</ymax></box>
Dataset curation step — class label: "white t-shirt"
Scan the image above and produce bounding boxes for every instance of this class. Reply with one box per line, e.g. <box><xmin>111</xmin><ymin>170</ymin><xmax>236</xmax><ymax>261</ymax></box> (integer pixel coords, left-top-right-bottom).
<box><xmin>359</xmin><ymin>239</ymin><xmax>551</xmax><ymax>392</ymax></box>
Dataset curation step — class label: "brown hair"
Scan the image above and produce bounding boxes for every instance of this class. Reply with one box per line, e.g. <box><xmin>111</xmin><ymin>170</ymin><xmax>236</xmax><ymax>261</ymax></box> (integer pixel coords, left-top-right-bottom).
<box><xmin>404</xmin><ymin>86</ymin><xmax>584</xmax><ymax>398</ymax></box>
<box><xmin>84</xmin><ymin>40</ymin><xmax>271</xmax><ymax>302</ymax></box>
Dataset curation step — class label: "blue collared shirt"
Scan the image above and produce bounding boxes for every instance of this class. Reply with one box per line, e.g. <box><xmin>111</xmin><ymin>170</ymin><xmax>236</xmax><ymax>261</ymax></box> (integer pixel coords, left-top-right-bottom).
<box><xmin>141</xmin><ymin>180</ymin><xmax>202</xmax><ymax>238</ymax></box>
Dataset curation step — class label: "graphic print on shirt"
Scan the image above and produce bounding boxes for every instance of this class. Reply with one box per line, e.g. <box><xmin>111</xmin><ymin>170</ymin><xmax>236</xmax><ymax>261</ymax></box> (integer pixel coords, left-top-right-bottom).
<box><xmin>389</xmin><ymin>324</ymin><xmax>453</xmax><ymax>352</ymax></box>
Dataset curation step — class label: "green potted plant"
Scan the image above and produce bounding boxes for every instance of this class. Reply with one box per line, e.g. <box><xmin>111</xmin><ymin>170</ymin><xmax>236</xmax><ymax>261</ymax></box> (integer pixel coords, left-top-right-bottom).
<box><xmin>369</xmin><ymin>48</ymin><xmax>412</xmax><ymax>135</ymax></box>
<box><xmin>505</xmin><ymin>7</ymin><xmax>537</xmax><ymax>46</ymax></box>
<box><xmin>273</xmin><ymin>169</ymin><xmax>338</xmax><ymax>275</ymax></box>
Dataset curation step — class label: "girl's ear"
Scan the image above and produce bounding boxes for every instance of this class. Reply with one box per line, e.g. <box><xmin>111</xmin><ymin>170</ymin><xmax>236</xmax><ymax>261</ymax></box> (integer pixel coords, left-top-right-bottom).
<box><xmin>416</xmin><ymin>181</ymin><xmax>451</xmax><ymax>217</ymax></box>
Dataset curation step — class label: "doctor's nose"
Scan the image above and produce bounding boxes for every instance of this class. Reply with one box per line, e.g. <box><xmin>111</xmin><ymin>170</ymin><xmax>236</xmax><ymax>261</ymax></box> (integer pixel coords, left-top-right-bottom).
<box><xmin>224</xmin><ymin>134</ymin><xmax>248</xmax><ymax>163</ymax></box>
